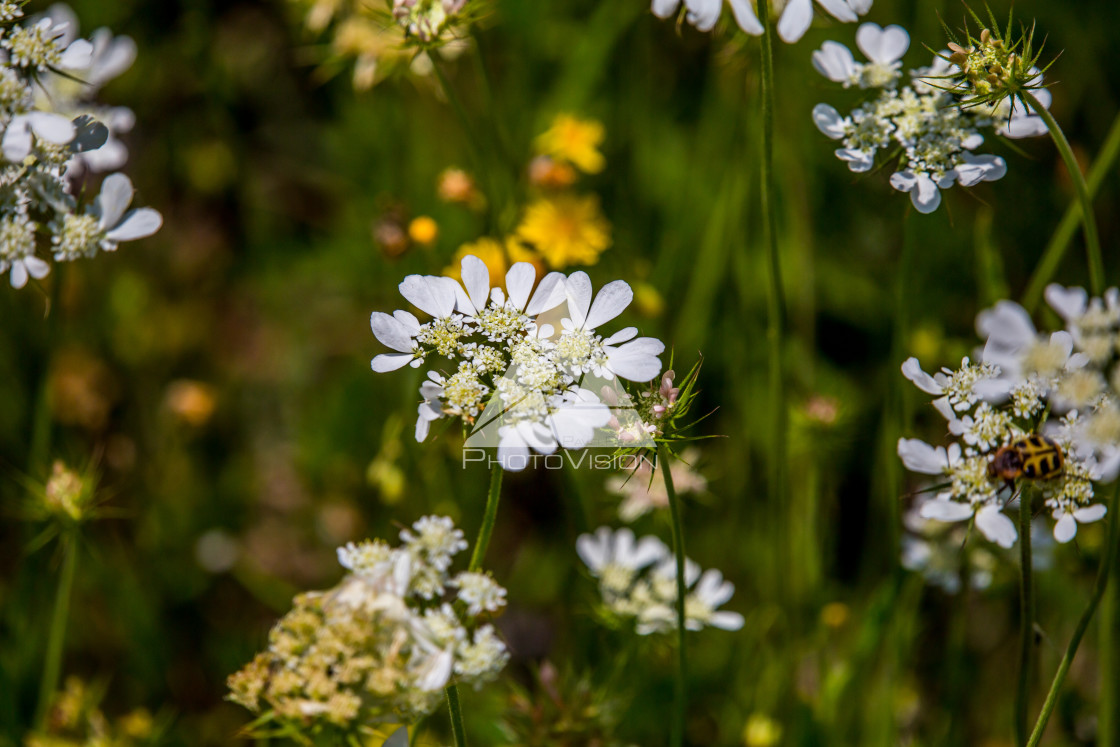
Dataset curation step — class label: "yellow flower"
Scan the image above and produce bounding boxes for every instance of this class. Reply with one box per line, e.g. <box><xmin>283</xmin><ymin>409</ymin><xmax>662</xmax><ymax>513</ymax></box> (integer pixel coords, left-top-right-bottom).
<box><xmin>408</xmin><ymin>216</ymin><xmax>439</xmax><ymax>246</ymax></box>
<box><xmin>534</xmin><ymin>114</ymin><xmax>606</xmax><ymax>174</ymax></box>
<box><xmin>516</xmin><ymin>195</ymin><xmax>611</xmax><ymax>268</ymax></box>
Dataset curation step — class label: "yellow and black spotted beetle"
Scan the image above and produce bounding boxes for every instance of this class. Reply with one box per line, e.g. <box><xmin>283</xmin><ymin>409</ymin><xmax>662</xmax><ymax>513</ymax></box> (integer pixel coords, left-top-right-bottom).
<box><xmin>988</xmin><ymin>434</ymin><xmax>1065</xmax><ymax>484</ymax></box>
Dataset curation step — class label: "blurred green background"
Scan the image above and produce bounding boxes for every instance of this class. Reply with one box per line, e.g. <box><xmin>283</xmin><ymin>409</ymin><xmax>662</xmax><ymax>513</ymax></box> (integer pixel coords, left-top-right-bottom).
<box><xmin>1</xmin><ymin>0</ymin><xmax>1119</xmax><ymax>744</ymax></box>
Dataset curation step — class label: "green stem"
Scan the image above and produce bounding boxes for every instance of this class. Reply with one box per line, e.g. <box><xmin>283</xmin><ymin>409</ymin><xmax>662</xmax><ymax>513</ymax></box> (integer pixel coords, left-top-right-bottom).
<box><xmin>1026</xmin><ymin>482</ymin><xmax>1120</xmax><ymax>747</ymax></box>
<box><xmin>444</xmin><ymin>465</ymin><xmax>503</xmax><ymax>746</ymax></box>
<box><xmin>35</xmin><ymin>529</ymin><xmax>78</xmax><ymax>728</ymax></box>
<box><xmin>1021</xmin><ymin>110</ymin><xmax>1120</xmax><ymax>312</ymax></box>
<box><xmin>1020</xmin><ymin>90</ymin><xmax>1105</xmax><ymax>296</ymax></box>
<box><xmin>658</xmin><ymin>442</ymin><xmax>687</xmax><ymax>747</ymax></box>
<box><xmin>444</xmin><ymin>685</ymin><xmax>468</xmax><ymax>747</ymax></box>
<box><xmin>468</xmin><ymin>465</ymin><xmax>503</xmax><ymax>572</ymax></box>
<box><xmin>1015</xmin><ymin>491</ymin><xmax>1035</xmax><ymax>747</ymax></box>
<box><xmin>756</xmin><ymin>0</ymin><xmax>789</xmax><ymax>521</ymax></box>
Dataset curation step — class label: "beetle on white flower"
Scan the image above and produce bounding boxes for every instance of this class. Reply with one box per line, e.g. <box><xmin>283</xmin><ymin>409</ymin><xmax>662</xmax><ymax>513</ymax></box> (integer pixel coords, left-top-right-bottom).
<box><xmin>899</xmin><ymin>290</ymin><xmax>1119</xmax><ymax>547</ymax></box>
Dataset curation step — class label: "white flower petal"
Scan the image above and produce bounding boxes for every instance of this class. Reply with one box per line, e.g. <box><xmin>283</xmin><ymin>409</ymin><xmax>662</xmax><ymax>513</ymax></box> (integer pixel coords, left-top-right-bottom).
<box><xmin>584</xmin><ymin>280</ymin><xmax>633</xmax><ymax>331</ymax></box>
<box><xmin>104</xmin><ymin>208</ymin><xmax>162</xmax><ymax>241</ymax></box>
<box><xmin>777</xmin><ymin>0</ymin><xmax>813</xmax><ymax>44</ymax></box>
<box><xmin>836</xmin><ymin>148</ymin><xmax>875</xmax><ymax>172</ymax></box>
<box><xmin>817</xmin><ymin>0</ymin><xmax>859</xmax><ymax>22</ymax></box>
<box><xmin>1073</xmin><ymin>504</ymin><xmax>1107</xmax><ymax>524</ymax></box>
<box><xmin>955</xmin><ymin>153</ymin><xmax>1006</xmax><ymax>187</ymax></box>
<box><xmin>59</xmin><ymin>38</ymin><xmax>93</xmax><ymax>69</ymax></box>
<box><xmin>27</xmin><ymin>112</ymin><xmax>76</xmax><ymax>145</ymax></box>
<box><xmin>25</xmin><ymin>256</ymin><xmax>50</xmax><ymax>280</ymax></box>
<box><xmin>727</xmin><ymin>0</ymin><xmax>763</xmax><ymax>34</ymax></box>
<box><xmin>372</xmin><ymin>353</ymin><xmax>415</xmax><ymax>372</ymax></box>
<box><xmin>525</xmin><ymin>271</ymin><xmax>567</xmax><ymax>316</ymax></box>
<box><xmin>901</xmin><ymin>357</ymin><xmax>944</xmax><ymax>395</ymax></box>
<box><xmin>812</xmin><ymin>103</ymin><xmax>848</xmax><ymax>140</ymax></box>
<box><xmin>400</xmin><ymin>275</ymin><xmax>458</xmax><ymax>318</ymax></box>
<box><xmin>577</xmin><ymin>527</ymin><xmax>612</xmax><ymax>571</ymax></box>
<box><xmin>371</xmin><ymin>311</ymin><xmax>415</xmax><ymax>353</ymax></box>
<box><xmin>898</xmin><ymin>438</ymin><xmax>950</xmax><ymax>474</ymax></box>
<box><xmin>9</xmin><ymin>261</ymin><xmax>28</xmax><ymax>289</ymax></box>
<box><xmin>856</xmin><ymin>22</ymin><xmax>909</xmax><ymax>64</ymax></box>
<box><xmin>919</xmin><ymin>499</ymin><xmax>974</xmax><ymax>522</ymax></box>
<box><xmin>460</xmin><ymin>254</ymin><xmax>491</xmax><ymax>313</ymax></box>
<box><xmin>709</xmin><ymin>610</ymin><xmax>746</xmax><ymax>631</ymax></box>
<box><xmin>976</xmin><ymin>505</ymin><xmax>1017</xmax><ymax>548</ymax></box>
<box><xmin>1052</xmin><ymin>512</ymin><xmax>1077</xmax><ymax>543</ymax></box>
<box><xmin>2</xmin><ymin>117</ymin><xmax>32</xmax><ymax>162</ymax></box>
<box><xmin>651</xmin><ymin>0</ymin><xmax>681</xmax><ymax>20</ymax></box>
<box><xmin>564</xmin><ymin>271</ymin><xmax>593</xmax><ymax>327</ymax></box>
<box><xmin>683</xmin><ymin>0</ymin><xmax>721</xmax><ymax>31</ymax></box>
<box><xmin>505</xmin><ymin>262</ymin><xmax>536</xmax><ymax>310</ymax></box>
<box><xmin>95</xmin><ymin>173</ymin><xmax>135</xmax><ymax>230</ymax></box>
<box><xmin>812</xmin><ymin>41</ymin><xmax>857</xmax><ymax>82</ymax></box>
<box><xmin>1044</xmin><ymin>284</ymin><xmax>1087</xmax><ymax>322</ymax></box>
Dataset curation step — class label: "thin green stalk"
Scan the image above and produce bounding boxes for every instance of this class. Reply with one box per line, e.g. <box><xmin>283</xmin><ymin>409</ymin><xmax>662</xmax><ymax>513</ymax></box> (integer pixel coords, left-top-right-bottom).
<box><xmin>444</xmin><ymin>685</ymin><xmax>468</xmax><ymax>747</ymax></box>
<box><xmin>1015</xmin><ymin>492</ymin><xmax>1035</xmax><ymax>747</ymax></box>
<box><xmin>658</xmin><ymin>443</ymin><xmax>687</xmax><ymax>747</ymax></box>
<box><xmin>468</xmin><ymin>465</ymin><xmax>503</xmax><ymax>572</ymax></box>
<box><xmin>35</xmin><ymin>530</ymin><xmax>78</xmax><ymax>728</ymax></box>
<box><xmin>756</xmin><ymin>0</ymin><xmax>789</xmax><ymax>523</ymax></box>
<box><xmin>1026</xmin><ymin>482</ymin><xmax>1120</xmax><ymax>747</ymax></box>
<box><xmin>1022</xmin><ymin>110</ymin><xmax>1120</xmax><ymax>312</ymax></box>
<box><xmin>445</xmin><ymin>465</ymin><xmax>503</xmax><ymax>746</ymax></box>
<box><xmin>1019</xmin><ymin>90</ymin><xmax>1104</xmax><ymax>296</ymax></box>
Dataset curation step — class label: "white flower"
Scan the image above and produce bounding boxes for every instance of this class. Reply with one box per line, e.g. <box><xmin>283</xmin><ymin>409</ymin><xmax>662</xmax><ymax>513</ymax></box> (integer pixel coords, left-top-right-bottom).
<box><xmin>50</xmin><ymin>173</ymin><xmax>162</xmax><ymax>260</ymax></box>
<box><xmin>976</xmin><ymin>300</ymin><xmax>1089</xmax><ymax>397</ymax></box>
<box><xmin>400</xmin><ymin>515</ymin><xmax>468</xmax><ymax>571</ymax></box>
<box><xmin>685</xmin><ymin>568</ymin><xmax>744</xmax><ymax>631</ymax></box>
<box><xmin>453</xmin><ymin>571</ymin><xmax>507</xmax><ymax>616</ymax></box>
<box><xmin>652</xmin><ymin>0</ymin><xmax>870</xmax><ymax>43</ymax></box>
<box><xmin>812</xmin><ymin>23</ymin><xmax>908</xmax><ymax>89</ymax></box>
<box><xmin>0</xmin><ymin>208</ymin><xmax>47</xmax><ymax>288</ymax></box>
<box><xmin>1</xmin><ymin>17</ymin><xmax>92</xmax><ymax>72</ymax></box>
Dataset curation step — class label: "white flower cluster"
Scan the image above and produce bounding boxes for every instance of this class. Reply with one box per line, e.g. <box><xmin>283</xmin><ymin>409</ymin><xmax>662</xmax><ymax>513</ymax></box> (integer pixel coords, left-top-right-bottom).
<box><xmin>577</xmin><ymin>526</ymin><xmax>743</xmax><ymax>634</ymax></box>
<box><xmin>812</xmin><ymin>22</ymin><xmax>1048</xmax><ymax>213</ymax></box>
<box><xmin>228</xmin><ymin>516</ymin><xmax>508</xmax><ymax>731</ymax></box>
<box><xmin>371</xmin><ymin>254</ymin><xmax>666</xmax><ymax>471</ymax></box>
<box><xmin>898</xmin><ymin>284</ymin><xmax>1120</xmax><ymax>549</ymax></box>
<box><xmin>0</xmin><ymin>5</ymin><xmax>159</xmax><ymax>290</ymax></box>
<box><xmin>652</xmin><ymin>0</ymin><xmax>872</xmax><ymax>44</ymax></box>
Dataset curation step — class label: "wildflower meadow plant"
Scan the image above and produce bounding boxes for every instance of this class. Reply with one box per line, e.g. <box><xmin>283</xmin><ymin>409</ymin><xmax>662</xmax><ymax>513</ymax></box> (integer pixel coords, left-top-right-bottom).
<box><xmin>577</xmin><ymin>526</ymin><xmax>744</xmax><ymax>634</ymax></box>
<box><xmin>227</xmin><ymin>516</ymin><xmax>508</xmax><ymax>741</ymax></box>
<box><xmin>370</xmin><ymin>254</ymin><xmax>666</xmax><ymax>469</ymax></box>
<box><xmin>811</xmin><ymin>21</ymin><xmax>1047</xmax><ymax>213</ymax></box>
<box><xmin>0</xmin><ymin>6</ymin><xmax>160</xmax><ymax>289</ymax></box>
<box><xmin>899</xmin><ymin>284</ymin><xmax>1120</xmax><ymax>744</ymax></box>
